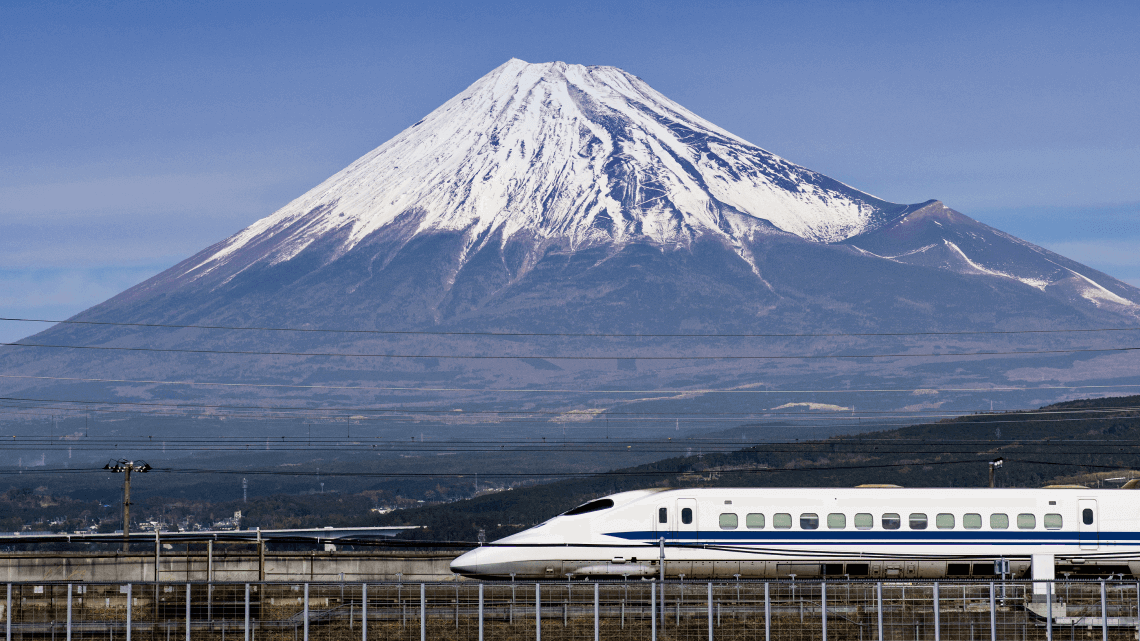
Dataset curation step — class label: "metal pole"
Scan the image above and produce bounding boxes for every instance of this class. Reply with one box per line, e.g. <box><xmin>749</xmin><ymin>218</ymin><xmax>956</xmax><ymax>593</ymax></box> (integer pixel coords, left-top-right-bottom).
<box><xmin>362</xmin><ymin>583</ymin><xmax>367</xmax><ymax>641</ymax></box>
<box><xmin>186</xmin><ymin>583</ymin><xmax>191</xmax><ymax>641</ymax></box>
<box><xmin>257</xmin><ymin>529</ymin><xmax>265</xmax><ymax>582</ymax></box>
<box><xmin>5</xmin><ymin>583</ymin><xmax>10</xmax><ymax>641</ymax></box>
<box><xmin>594</xmin><ymin>582</ymin><xmax>600</xmax><ymax>641</ymax></box>
<box><xmin>821</xmin><ymin>581</ymin><xmax>826</xmax><ymax>641</ymax></box>
<box><xmin>876</xmin><ymin>582</ymin><xmax>883</xmax><ymax>641</ymax></box>
<box><xmin>708</xmin><ymin>582</ymin><xmax>714</xmax><ymax>641</ymax></box>
<box><xmin>1126</xmin><ymin>579</ymin><xmax>1135</xmax><ymax>638</ymax></box>
<box><xmin>1046</xmin><ymin>581</ymin><xmax>1053</xmax><ymax>641</ymax></box>
<box><xmin>651</xmin><ymin>580</ymin><xmax>657</xmax><ymax>641</ymax></box>
<box><xmin>123</xmin><ymin>466</ymin><xmax>132</xmax><ymax>552</ymax></box>
<box><xmin>934</xmin><ymin>581</ymin><xmax>940</xmax><ymax>641</ymax></box>
<box><xmin>244</xmin><ymin>583</ymin><xmax>250</xmax><ymax>641</ymax></box>
<box><xmin>66</xmin><ymin>584</ymin><xmax>72</xmax><ymax>641</ymax></box>
<box><xmin>536</xmin><ymin>583</ymin><xmax>541</xmax><ymax>641</ymax></box>
<box><xmin>303</xmin><ymin>583</ymin><xmax>309</xmax><ymax>641</ymax></box>
<box><xmin>764</xmin><ymin>582</ymin><xmax>771</xmax><ymax>641</ymax></box>
<box><xmin>127</xmin><ymin>583</ymin><xmax>133</xmax><ymax>641</ymax></box>
<box><xmin>659</xmin><ymin>537</ymin><xmax>666</xmax><ymax>630</ymax></box>
<box><xmin>989</xmin><ymin>582</ymin><xmax>996</xmax><ymax>641</ymax></box>
<box><xmin>155</xmin><ymin>530</ymin><xmax>160</xmax><ymax>582</ymax></box>
<box><xmin>420</xmin><ymin>583</ymin><xmax>426</xmax><ymax>641</ymax></box>
<box><xmin>1100</xmin><ymin>579</ymin><xmax>1107</xmax><ymax>641</ymax></box>
<box><xmin>478</xmin><ymin>583</ymin><xmax>484</xmax><ymax>641</ymax></box>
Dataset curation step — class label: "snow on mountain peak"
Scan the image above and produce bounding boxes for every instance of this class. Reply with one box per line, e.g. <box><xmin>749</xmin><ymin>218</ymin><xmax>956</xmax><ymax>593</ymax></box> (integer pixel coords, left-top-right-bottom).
<box><xmin>192</xmin><ymin>59</ymin><xmax>914</xmax><ymax>276</ymax></box>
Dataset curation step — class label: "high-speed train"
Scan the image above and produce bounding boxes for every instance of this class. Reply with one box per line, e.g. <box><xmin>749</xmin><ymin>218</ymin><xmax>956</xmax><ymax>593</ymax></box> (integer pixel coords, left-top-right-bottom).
<box><xmin>450</xmin><ymin>486</ymin><xmax>1140</xmax><ymax>580</ymax></box>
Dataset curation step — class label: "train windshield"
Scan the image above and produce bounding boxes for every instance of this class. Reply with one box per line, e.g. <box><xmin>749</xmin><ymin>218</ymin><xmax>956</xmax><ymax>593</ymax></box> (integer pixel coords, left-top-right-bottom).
<box><xmin>562</xmin><ymin>498</ymin><xmax>615</xmax><ymax>516</ymax></box>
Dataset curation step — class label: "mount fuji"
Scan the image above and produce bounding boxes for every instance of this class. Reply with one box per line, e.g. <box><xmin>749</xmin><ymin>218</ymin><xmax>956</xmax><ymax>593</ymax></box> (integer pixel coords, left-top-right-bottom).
<box><xmin>3</xmin><ymin>59</ymin><xmax>1139</xmax><ymax>427</ymax></box>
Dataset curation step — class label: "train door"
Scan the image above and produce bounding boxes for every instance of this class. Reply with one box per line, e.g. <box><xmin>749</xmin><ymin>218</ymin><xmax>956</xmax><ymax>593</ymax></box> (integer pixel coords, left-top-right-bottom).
<box><xmin>1078</xmin><ymin>499</ymin><xmax>1099</xmax><ymax>550</ymax></box>
<box><xmin>676</xmin><ymin>498</ymin><xmax>698</xmax><ymax>541</ymax></box>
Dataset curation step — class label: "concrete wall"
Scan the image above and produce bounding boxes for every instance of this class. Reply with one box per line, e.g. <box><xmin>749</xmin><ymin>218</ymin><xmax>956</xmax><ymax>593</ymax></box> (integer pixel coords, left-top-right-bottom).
<box><xmin>0</xmin><ymin>549</ymin><xmax>462</xmax><ymax>583</ymax></box>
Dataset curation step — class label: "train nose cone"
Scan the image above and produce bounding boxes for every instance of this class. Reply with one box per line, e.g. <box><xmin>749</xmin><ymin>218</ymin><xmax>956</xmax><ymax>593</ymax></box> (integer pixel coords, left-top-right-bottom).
<box><xmin>450</xmin><ymin>548</ymin><xmax>482</xmax><ymax>577</ymax></box>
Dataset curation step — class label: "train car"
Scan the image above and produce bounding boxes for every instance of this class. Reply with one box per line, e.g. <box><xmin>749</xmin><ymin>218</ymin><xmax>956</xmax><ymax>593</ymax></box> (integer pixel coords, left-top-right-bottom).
<box><xmin>450</xmin><ymin>486</ymin><xmax>1140</xmax><ymax>582</ymax></box>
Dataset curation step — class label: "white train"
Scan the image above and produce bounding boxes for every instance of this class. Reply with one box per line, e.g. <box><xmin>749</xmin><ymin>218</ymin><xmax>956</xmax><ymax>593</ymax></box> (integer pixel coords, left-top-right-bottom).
<box><xmin>450</xmin><ymin>486</ymin><xmax>1140</xmax><ymax>581</ymax></box>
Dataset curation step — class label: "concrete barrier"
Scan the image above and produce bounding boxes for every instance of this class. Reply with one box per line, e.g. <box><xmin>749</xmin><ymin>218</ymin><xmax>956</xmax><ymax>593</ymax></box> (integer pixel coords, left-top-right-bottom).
<box><xmin>0</xmin><ymin>549</ymin><xmax>462</xmax><ymax>583</ymax></box>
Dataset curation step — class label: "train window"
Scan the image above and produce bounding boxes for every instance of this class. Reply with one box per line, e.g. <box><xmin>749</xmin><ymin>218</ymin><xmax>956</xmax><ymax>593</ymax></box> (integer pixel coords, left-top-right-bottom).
<box><xmin>562</xmin><ymin>499</ymin><xmax>615</xmax><ymax>516</ymax></box>
<box><xmin>909</xmin><ymin>513</ymin><xmax>928</xmax><ymax>530</ymax></box>
<box><xmin>681</xmin><ymin>508</ymin><xmax>693</xmax><ymax>525</ymax></box>
<box><xmin>990</xmin><ymin>513</ymin><xmax>1009</xmax><ymax>529</ymax></box>
<box><xmin>963</xmin><ymin>513</ymin><xmax>982</xmax><ymax>529</ymax></box>
<box><xmin>773</xmin><ymin>513</ymin><xmax>792</xmax><ymax>529</ymax></box>
<box><xmin>1044</xmin><ymin>513</ymin><xmax>1063</xmax><ymax>529</ymax></box>
<box><xmin>1082</xmin><ymin>509</ymin><xmax>1094</xmax><ymax>525</ymax></box>
<box><xmin>719</xmin><ymin>513</ymin><xmax>738</xmax><ymax>530</ymax></box>
<box><xmin>854</xmin><ymin>513</ymin><xmax>873</xmax><ymax>529</ymax></box>
<box><xmin>746</xmin><ymin>513</ymin><xmax>765</xmax><ymax>529</ymax></box>
<box><xmin>1017</xmin><ymin>513</ymin><xmax>1036</xmax><ymax>529</ymax></box>
<box><xmin>800</xmin><ymin>513</ymin><xmax>819</xmax><ymax>530</ymax></box>
<box><xmin>827</xmin><ymin>513</ymin><xmax>846</xmax><ymax>529</ymax></box>
<box><xmin>936</xmin><ymin>513</ymin><xmax>955</xmax><ymax>529</ymax></box>
<box><xmin>882</xmin><ymin>513</ymin><xmax>901</xmax><ymax>530</ymax></box>
<box><xmin>659</xmin><ymin>507</ymin><xmax>668</xmax><ymax>524</ymax></box>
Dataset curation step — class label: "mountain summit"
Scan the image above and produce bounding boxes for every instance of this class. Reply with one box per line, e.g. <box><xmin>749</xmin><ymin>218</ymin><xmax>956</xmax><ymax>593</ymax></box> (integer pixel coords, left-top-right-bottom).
<box><xmin>184</xmin><ymin>59</ymin><xmax>916</xmax><ymax>285</ymax></box>
<box><xmin>4</xmin><ymin>59</ymin><xmax>1140</xmax><ymax>419</ymax></box>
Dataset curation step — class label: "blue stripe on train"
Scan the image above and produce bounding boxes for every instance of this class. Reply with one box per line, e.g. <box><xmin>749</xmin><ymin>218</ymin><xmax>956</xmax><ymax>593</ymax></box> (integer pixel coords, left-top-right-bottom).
<box><xmin>603</xmin><ymin>530</ymin><xmax>1128</xmax><ymax>544</ymax></box>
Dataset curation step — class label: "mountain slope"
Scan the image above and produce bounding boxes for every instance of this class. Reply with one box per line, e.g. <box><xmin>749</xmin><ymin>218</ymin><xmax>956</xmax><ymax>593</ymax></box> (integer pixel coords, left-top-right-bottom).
<box><xmin>164</xmin><ymin>58</ymin><xmax>915</xmax><ymax>296</ymax></box>
<box><xmin>2</xmin><ymin>59</ymin><xmax>1139</xmax><ymax>431</ymax></box>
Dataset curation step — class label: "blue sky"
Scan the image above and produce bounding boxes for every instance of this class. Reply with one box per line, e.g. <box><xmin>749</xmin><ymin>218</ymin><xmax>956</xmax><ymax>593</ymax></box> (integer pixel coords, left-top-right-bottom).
<box><xmin>1</xmin><ymin>0</ymin><xmax>1138</xmax><ymax>343</ymax></box>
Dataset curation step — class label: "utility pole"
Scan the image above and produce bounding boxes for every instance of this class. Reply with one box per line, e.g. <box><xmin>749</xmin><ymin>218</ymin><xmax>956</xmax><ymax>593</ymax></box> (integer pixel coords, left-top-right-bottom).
<box><xmin>989</xmin><ymin>457</ymin><xmax>1003</xmax><ymax>488</ymax></box>
<box><xmin>104</xmin><ymin>460</ymin><xmax>151</xmax><ymax>552</ymax></box>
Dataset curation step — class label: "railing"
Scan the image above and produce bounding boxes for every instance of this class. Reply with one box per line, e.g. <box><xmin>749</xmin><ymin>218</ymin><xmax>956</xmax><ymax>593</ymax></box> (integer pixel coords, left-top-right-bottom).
<box><xmin>3</xmin><ymin>579</ymin><xmax>1140</xmax><ymax>640</ymax></box>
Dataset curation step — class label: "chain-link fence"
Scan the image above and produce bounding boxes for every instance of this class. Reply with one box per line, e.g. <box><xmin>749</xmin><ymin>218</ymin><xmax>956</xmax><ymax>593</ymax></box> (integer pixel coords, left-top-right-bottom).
<box><xmin>3</xmin><ymin>579</ymin><xmax>1139</xmax><ymax>640</ymax></box>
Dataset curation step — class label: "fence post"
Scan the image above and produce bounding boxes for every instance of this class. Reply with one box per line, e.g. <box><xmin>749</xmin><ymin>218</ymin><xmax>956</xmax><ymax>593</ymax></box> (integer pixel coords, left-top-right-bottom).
<box><xmin>1134</xmin><ymin>582</ymin><xmax>1139</xmax><ymax>641</ymax></box>
<box><xmin>420</xmin><ymin>583</ymin><xmax>426</xmax><ymax>641</ymax></box>
<box><xmin>186</xmin><ymin>583</ymin><xmax>191</xmax><ymax>641</ymax></box>
<box><xmin>764</xmin><ymin>582</ymin><xmax>771</xmax><ymax>641</ymax></box>
<box><xmin>651</xmin><ymin>580</ymin><xmax>657</xmax><ymax>641</ymax></box>
<box><xmin>5</xmin><ymin>583</ymin><xmax>10</xmax><ymax>641</ymax></box>
<box><xmin>362</xmin><ymin>583</ymin><xmax>367</xmax><ymax>641</ymax></box>
<box><xmin>478</xmin><ymin>583</ymin><xmax>484</xmax><ymax>641</ymax></box>
<box><xmin>126</xmin><ymin>583</ymin><xmax>132</xmax><ymax>641</ymax></box>
<box><xmin>66</xmin><ymin>584</ymin><xmax>72</xmax><ymax>641</ymax></box>
<box><xmin>876</xmin><ymin>582</ymin><xmax>883</xmax><ymax>641</ymax></box>
<box><xmin>303</xmin><ymin>583</ymin><xmax>309</xmax><ymax>641</ymax></box>
<box><xmin>708</xmin><ymin>582</ymin><xmax>714</xmax><ymax>641</ymax></box>
<box><xmin>989</xmin><ymin>582</ymin><xmax>996</xmax><ymax>641</ymax></box>
<box><xmin>536</xmin><ymin>583</ymin><xmax>541</xmax><ymax>641</ymax></box>
<box><xmin>933</xmin><ymin>581</ymin><xmax>940</xmax><ymax>641</ymax></box>
<box><xmin>1101</xmin><ymin>579</ymin><xmax>1107</xmax><ymax>641</ymax></box>
<box><xmin>594</xmin><ymin>582</ymin><xmax>600</xmax><ymax>641</ymax></box>
<box><xmin>243</xmin><ymin>583</ymin><xmax>250</xmax><ymax>641</ymax></box>
<box><xmin>821</xmin><ymin>581</ymin><xmax>826</xmax><ymax>641</ymax></box>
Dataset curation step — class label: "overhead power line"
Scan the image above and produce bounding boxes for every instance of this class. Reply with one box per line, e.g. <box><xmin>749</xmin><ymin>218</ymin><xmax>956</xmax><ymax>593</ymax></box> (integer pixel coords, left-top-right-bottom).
<box><xmin>5</xmin><ymin>392</ymin><xmax>1139</xmax><ymax>418</ymax></box>
<box><xmin>3</xmin><ymin>316</ymin><xmax>1140</xmax><ymax>339</ymax></box>
<box><xmin>0</xmin><ymin>457</ymin><xmax>1131</xmax><ymax>478</ymax></box>
<box><xmin>5</xmin><ymin>341</ymin><xmax>1140</xmax><ymax>360</ymax></box>
<box><xmin>3</xmin><ymin>373</ymin><xmax>1140</xmax><ymax>395</ymax></box>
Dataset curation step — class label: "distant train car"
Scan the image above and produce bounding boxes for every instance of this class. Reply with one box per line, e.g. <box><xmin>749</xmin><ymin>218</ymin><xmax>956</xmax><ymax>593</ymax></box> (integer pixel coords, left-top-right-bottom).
<box><xmin>450</xmin><ymin>486</ymin><xmax>1140</xmax><ymax>581</ymax></box>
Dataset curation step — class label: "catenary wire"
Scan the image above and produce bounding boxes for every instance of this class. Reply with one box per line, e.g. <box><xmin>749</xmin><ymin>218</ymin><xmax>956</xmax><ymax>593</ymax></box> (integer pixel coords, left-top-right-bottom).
<box><xmin>4</xmin><ymin>316</ymin><xmax>1140</xmax><ymax>338</ymax></box>
<box><xmin>4</xmin><ymin>373</ymin><xmax>1140</xmax><ymax>395</ymax></box>
<box><xmin>3</xmin><ymin>340</ymin><xmax>1140</xmax><ymax>360</ymax></box>
<box><xmin>3</xmin><ymin>458</ymin><xmax>1134</xmax><ymax>478</ymax></box>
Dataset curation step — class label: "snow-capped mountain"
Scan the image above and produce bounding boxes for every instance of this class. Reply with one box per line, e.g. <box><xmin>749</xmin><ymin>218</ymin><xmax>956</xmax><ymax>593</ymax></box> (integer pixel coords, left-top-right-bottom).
<box><xmin>3</xmin><ymin>59</ymin><xmax>1140</xmax><ymax>422</ymax></box>
<box><xmin>182</xmin><ymin>58</ymin><xmax>912</xmax><ymax>287</ymax></box>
